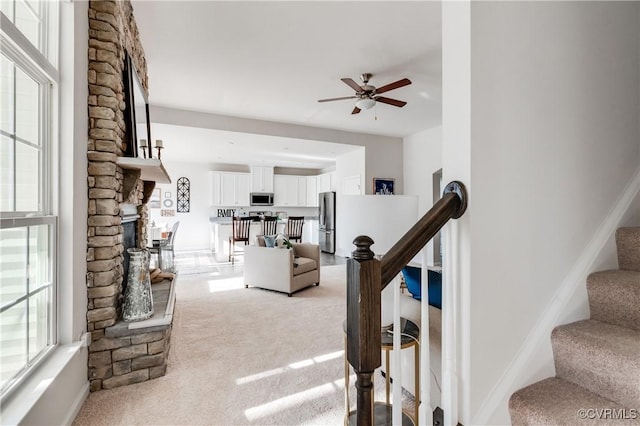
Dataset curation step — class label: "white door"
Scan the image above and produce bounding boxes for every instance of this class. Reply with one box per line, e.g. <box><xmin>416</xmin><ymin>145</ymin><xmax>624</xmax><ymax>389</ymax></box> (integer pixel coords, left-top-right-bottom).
<box><xmin>342</xmin><ymin>175</ymin><xmax>361</xmax><ymax>195</ymax></box>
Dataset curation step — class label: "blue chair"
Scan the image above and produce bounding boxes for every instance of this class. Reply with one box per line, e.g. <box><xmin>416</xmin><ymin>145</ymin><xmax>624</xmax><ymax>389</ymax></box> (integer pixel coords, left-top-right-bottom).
<box><xmin>401</xmin><ymin>266</ymin><xmax>442</xmax><ymax>309</ymax></box>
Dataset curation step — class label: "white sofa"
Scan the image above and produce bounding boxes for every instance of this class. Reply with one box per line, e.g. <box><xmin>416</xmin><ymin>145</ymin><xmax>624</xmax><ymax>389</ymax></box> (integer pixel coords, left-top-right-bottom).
<box><xmin>380</xmin><ymin>283</ymin><xmax>442</xmax><ymax>408</ymax></box>
<box><xmin>244</xmin><ymin>237</ymin><xmax>320</xmax><ymax>296</ymax></box>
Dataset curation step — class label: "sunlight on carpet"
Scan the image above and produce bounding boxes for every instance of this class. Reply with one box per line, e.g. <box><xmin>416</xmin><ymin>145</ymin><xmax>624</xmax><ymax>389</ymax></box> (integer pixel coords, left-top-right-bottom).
<box><xmin>244</xmin><ymin>378</ymin><xmax>345</xmax><ymax>422</ymax></box>
<box><xmin>207</xmin><ymin>275</ymin><xmax>245</xmax><ymax>293</ymax></box>
<box><xmin>236</xmin><ymin>350</ymin><xmax>344</xmax><ymax>385</ymax></box>
<box><xmin>174</xmin><ymin>250</ymin><xmax>223</xmax><ymax>275</ymax></box>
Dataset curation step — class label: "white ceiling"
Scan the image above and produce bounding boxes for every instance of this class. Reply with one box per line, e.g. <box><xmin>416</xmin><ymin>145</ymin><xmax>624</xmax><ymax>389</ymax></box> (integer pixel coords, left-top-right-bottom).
<box><xmin>132</xmin><ymin>1</ymin><xmax>442</xmax><ymax>168</ymax></box>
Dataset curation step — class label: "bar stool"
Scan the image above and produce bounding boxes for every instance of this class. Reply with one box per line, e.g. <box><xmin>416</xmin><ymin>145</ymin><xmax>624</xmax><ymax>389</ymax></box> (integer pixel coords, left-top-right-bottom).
<box><xmin>228</xmin><ymin>216</ymin><xmax>254</xmax><ymax>264</ymax></box>
<box><xmin>261</xmin><ymin>216</ymin><xmax>278</xmax><ymax>236</ymax></box>
<box><xmin>286</xmin><ymin>216</ymin><xmax>304</xmax><ymax>242</ymax></box>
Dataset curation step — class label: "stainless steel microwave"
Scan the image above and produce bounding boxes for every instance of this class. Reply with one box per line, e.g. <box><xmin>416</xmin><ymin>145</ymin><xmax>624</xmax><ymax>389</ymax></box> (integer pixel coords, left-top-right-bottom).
<box><xmin>250</xmin><ymin>192</ymin><xmax>274</xmax><ymax>206</ymax></box>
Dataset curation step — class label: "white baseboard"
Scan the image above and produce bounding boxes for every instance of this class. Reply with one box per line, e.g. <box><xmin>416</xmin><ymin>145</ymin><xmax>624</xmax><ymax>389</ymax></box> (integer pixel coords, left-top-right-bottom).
<box><xmin>63</xmin><ymin>382</ymin><xmax>90</xmax><ymax>426</ymax></box>
<box><xmin>473</xmin><ymin>167</ymin><xmax>640</xmax><ymax>424</ymax></box>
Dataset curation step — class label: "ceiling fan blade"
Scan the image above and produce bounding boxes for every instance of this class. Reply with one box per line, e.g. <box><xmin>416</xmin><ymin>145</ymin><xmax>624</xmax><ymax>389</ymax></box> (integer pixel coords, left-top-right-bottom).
<box><xmin>375</xmin><ymin>78</ymin><xmax>412</xmax><ymax>94</ymax></box>
<box><xmin>341</xmin><ymin>78</ymin><xmax>363</xmax><ymax>93</ymax></box>
<box><xmin>317</xmin><ymin>96</ymin><xmax>358</xmax><ymax>103</ymax></box>
<box><xmin>351</xmin><ymin>106</ymin><xmax>361</xmax><ymax>115</ymax></box>
<box><xmin>375</xmin><ymin>96</ymin><xmax>407</xmax><ymax>108</ymax></box>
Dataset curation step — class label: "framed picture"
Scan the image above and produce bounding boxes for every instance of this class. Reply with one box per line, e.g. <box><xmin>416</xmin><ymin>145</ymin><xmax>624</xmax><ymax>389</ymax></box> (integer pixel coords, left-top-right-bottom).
<box><xmin>149</xmin><ymin>188</ymin><xmax>161</xmax><ymax>208</ymax></box>
<box><xmin>373</xmin><ymin>178</ymin><xmax>395</xmax><ymax>195</ymax></box>
<box><xmin>164</xmin><ymin>191</ymin><xmax>172</xmax><ymax>198</ymax></box>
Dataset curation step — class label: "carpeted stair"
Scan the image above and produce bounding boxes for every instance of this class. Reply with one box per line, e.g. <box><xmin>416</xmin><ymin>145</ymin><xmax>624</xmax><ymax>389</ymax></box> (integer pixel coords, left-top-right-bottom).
<box><xmin>509</xmin><ymin>227</ymin><xmax>640</xmax><ymax>425</ymax></box>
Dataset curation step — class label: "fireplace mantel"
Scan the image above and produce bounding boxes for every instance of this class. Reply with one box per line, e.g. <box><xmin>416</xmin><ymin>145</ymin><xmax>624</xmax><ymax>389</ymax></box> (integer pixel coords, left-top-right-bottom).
<box><xmin>117</xmin><ymin>157</ymin><xmax>171</xmax><ymax>184</ymax></box>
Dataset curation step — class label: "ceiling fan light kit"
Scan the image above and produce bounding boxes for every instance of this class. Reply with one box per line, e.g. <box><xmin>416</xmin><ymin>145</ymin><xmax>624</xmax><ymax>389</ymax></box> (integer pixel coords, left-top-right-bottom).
<box><xmin>355</xmin><ymin>98</ymin><xmax>376</xmax><ymax>110</ymax></box>
<box><xmin>318</xmin><ymin>73</ymin><xmax>412</xmax><ymax>115</ymax></box>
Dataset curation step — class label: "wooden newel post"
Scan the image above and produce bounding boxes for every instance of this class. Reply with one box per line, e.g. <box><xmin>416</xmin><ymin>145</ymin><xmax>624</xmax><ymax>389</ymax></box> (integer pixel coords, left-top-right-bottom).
<box><xmin>346</xmin><ymin>235</ymin><xmax>381</xmax><ymax>426</ymax></box>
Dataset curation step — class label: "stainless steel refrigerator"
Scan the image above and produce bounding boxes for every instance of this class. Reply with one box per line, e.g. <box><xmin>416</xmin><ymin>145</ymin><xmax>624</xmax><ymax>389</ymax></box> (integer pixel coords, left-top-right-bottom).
<box><xmin>319</xmin><ymin>191</ymin><xmax>336</xmax><ymax>253</ymax></box>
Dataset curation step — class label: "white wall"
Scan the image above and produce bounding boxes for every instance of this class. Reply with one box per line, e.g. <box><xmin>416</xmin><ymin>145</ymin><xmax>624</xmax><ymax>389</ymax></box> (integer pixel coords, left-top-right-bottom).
<box><xmin>149</xmin><ymin>161</ymin><xmax>212</xmax><ymax>251</ymax></box>
<box><xmin>443</xmin><ymin>2</ymin><xmax>640</xmax><ymax>424</ymax></box>
<box><xmin>337</xmin><ymin>195</ymin><xmax>418</xmax><ymax>257</ymax></box>
<box><xmin>336</xmin><ymin>147</ymin><xmax>365</xmax><ymax>196</ymax></box>
<box><xmin>403</xmin><ymin>126</ymin><xmax>443</xmax><ymax>265</ymax></box>
<box><xmin>404</xmin><ymin>126</ymin><xmax>442</xmax><ymax>214</ymax></box>
<box><xmin>365</xmin><ymin>138</ymin><xmax>404</xmax><ymax>195</ymax></box>
<box><xmin>334</xmin><ymin>147</ymin><xmax>366</xmax><ymax>256</ymax></box>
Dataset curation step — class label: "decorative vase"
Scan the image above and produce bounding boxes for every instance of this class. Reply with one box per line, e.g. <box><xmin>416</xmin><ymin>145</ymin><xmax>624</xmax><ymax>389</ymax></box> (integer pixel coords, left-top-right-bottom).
<box><xmin>123</xmin><ymin>248</ymin><xmax>154</xmax><ymax>322</ymax></box>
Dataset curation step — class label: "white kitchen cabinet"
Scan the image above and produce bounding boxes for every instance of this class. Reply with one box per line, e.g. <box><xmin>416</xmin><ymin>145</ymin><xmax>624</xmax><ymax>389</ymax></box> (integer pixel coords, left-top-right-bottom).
<box><xmin>273</xmin><ymin>174</ymin><xmax>287</xmax><ymax>206</ymax></box>
<box><xmin>297</xmin><ymin>176</ymin><xmax>307</xmax><ymax>207</ymax></box>
<box><xmin>318</xmin><ymin>172</ymin><xmax>333</xmax><ymax>193</ymax></box>
<box><xmin>211</xmin><ymin>171</ymin><xmax>250</xmax><ymax>206</ymax></box>
<box><xmin>250</xmin><ymin>166</ymin><xmax>274</xmax><ymax>193</ymax></box>
<box><xmin>274</xmin><ymin>174</ymin><xmax>307</xmax><ymax>206</ymax></box>
<box><xmin>284</xmin><ymin>176</ymin><xmax>298</xmax><ymax>206</ymax></box>
<box><xmin>236</xmin><ymin>174</ymin><xmax>250</xmax><ymax>206</ymax></box>
<box><xmin>220</xmin><ymin>173</ymin><xmax>236</xmax><ymax>205</ymax></box>
<box><xmin>306</xmin><ymin>176</ymin><xmax>318</xmax><ymax>207</ymax></box>
<box><xmin>210</xmin><ymin>171</ymin><xmax>222</xmax><ymax>205</ymax></box>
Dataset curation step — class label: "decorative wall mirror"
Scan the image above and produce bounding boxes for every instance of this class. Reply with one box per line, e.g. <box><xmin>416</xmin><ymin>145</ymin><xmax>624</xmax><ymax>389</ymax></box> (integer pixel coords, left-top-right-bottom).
<box><xmin>123</xmin><ymin>51</ymin><xmax>151</xmax><ymax>158</ymax></box>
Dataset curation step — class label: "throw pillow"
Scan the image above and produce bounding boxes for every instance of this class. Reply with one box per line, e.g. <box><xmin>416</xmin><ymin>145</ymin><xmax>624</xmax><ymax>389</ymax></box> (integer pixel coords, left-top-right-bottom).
<box><xmin>264</xmin><ymin>235</ymin><xmax>276</xmax><ymax>248</ymax></box>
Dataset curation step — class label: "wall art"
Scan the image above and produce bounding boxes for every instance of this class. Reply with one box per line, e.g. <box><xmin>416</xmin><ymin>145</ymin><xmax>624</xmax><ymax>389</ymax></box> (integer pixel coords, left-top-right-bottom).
<box><xmin>177</xmin><ymin>177</ymin><xmax>190</xmax><ymax>213</ymax></box>
<box><xmin>373</xmin><ymin>178</ymin><xmax>395</xmax><ymax>195</ymax></box>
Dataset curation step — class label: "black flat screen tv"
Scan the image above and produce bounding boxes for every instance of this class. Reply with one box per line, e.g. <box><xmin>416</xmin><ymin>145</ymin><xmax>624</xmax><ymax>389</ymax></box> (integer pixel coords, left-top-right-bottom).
<box><xmin>123</xmin><ymin>51</ymin><xmax>151</xmax><ymax>158</ymax></box>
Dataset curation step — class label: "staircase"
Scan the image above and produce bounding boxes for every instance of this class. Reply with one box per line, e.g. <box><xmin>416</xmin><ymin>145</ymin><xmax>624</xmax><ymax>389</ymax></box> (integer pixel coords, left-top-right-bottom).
<box><xmin>509</xmin><ymin>227</ymin><xmax>640</xmax><ymax>425</ymax></box>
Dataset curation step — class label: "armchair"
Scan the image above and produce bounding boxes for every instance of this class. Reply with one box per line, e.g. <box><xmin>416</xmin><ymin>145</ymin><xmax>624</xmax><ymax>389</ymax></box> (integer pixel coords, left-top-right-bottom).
<box><xmin>244</xmin><ymin>236</ymin><xmax>320</xmax><ymax>296</ymax></box>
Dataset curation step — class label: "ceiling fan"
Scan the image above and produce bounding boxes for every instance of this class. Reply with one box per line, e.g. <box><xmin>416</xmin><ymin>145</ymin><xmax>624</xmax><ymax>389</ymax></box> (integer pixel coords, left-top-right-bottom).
<box><xmin>318</xmin><ymin>73</ymin><xmax>412</xmax><ymax>115</ymax></box>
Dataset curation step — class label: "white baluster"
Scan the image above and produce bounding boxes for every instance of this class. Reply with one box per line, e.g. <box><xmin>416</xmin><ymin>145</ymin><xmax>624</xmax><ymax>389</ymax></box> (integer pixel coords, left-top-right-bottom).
<box><xmin>442</xmin><ymin>223</ymin><xmax>459</xmax><ymax>426</ymax></box>
<box><xmin>392</xmin><ymin>274</ymin><xmax>402</xmax><ymax>425</ymax></box>
<box><xmin>420</xmin><ymin>248</ymin><xmax>433</xmax><ymax>425</ymax></box>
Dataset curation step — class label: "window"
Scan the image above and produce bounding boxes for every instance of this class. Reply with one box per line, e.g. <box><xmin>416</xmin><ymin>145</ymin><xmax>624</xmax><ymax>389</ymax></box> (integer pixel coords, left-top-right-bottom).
<box><xmin>0</xmin><ymin>0</ymin><xmax>58</xmax><ymax>397</ymax></box>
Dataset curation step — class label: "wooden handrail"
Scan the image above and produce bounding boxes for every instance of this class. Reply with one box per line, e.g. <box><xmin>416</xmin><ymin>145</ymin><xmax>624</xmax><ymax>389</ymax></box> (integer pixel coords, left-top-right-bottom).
<box><xmin>381</xmin><ymin>181</ymin><xmax>467</xmax><ymax>288</ymax></box>
<box><xmin>345</xmin><ymin>180</ymin><xmax>467</xmax><ymax>425</ymax></box>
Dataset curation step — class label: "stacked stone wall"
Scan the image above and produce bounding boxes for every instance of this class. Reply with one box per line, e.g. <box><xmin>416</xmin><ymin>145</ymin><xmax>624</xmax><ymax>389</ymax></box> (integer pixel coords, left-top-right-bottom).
<box><xmin>88</xmin><ymin>326</ymin><xmax>171</xmax><ymax>391</ymax></box>
<box><xmin>86</xmin><ymin>0</ymin><xmax>169</xmax><ymax>391</ymax></box>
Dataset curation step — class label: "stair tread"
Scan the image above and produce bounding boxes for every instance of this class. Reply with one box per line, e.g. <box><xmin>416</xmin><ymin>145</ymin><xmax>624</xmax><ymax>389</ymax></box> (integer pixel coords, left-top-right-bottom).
<box><xmin>616</xmin><ymin>227</ymin><xmax>640</xmax><ymax>272</ymax></box>
<box><xmin>552</xmin><ymin>320</ymin><xmax>640</xmax><ymax>408</ymax></box>
<box><xmin>589</xmin><ymin>269</ymin><xmax>640</xmax><ymax>283</ymax></box>
<box><xmin>510</xmin><ymin>377</ymin><xmax>637</xmax><ymax>425</ymax></box>
<box><xmin>587</xmin><ymin>270</ymin><xmax>640</xmax><ymax>330</ymax></box>
<box><xmin>553</xmin><ymin>319</ymin><xmax>640</xmax><ymax>360</ymax></box>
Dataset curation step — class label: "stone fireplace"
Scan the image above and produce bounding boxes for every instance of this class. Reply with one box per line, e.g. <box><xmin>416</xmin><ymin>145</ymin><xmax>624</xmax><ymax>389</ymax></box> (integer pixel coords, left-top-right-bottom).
<box><xmin>85</xmin><ymin>0</ymin><xmax>173</xmax><ymax>392</ymax></box>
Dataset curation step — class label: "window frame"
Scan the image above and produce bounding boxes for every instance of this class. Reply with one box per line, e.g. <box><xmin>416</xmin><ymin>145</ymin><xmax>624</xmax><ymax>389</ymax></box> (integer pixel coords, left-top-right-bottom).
<box><xmin>1</xmin><ymin>46</ymin><xmax>52</xmax><ymax>217</ymax></box>
<box><xmin>0</xmin><ymin>2</ymin><xmax>59</xmax><ymax>399</ymax></box>
<box><xmin>0</xmin><ymin>216</ymin><xmax>58</xmax><ymax>396</ymax></box>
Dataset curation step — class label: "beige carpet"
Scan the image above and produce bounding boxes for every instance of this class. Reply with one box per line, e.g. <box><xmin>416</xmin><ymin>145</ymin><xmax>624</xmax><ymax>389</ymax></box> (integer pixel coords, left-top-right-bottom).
<box><xmin>509</xmin><ymin>227</ymin><xmax>640</xmax><ymax>424</ymax></box>
<box><xmin>73</xmin><ymin>264</ymin><xmax>410</xmax><ymax>425</ymax></box>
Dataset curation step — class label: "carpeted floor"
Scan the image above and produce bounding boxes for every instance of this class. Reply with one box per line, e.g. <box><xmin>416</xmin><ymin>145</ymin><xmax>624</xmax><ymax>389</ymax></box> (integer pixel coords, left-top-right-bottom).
<box><xmin>73</xmin><ymin>264</ymin><xmax>411</xmax><ymax>425</ymax></box>
<box><xmin>173</xmin><ymin>250</ymin><xmax>223</xmax><ymax>275</ymax></box>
